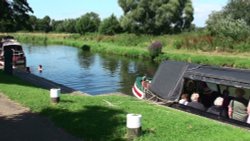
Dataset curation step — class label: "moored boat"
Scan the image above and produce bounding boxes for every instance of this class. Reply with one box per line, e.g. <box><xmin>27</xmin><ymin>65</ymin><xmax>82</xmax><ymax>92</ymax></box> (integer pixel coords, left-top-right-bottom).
<box><xmin>132</xmin><ymin>76</ymin><xmax>151</xmax><ymax>99</ymax></box>
<box><xmin>132</xmin><ymin>60</ymin><xmax>250</xmax><ymax>128</ymax></box>
<box><xmin>0</xmin><ymin>36</ymin><xmax>26</xmax><ymax>68</ymax></box>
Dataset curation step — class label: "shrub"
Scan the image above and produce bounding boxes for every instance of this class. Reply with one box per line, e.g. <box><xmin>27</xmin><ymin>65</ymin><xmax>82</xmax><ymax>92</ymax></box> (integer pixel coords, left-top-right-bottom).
<box><xmin>173</xmin><ymin>39</ymin><xmax>183</xmax><ymax>49</ymax></box>
<box><xmin>81</xmin><ymin>44</ymin><xmax>91</xmax><ymax>51</ymax></box>
<box><xmin>207</xmin><ymin>12</ymin><xmax>250</xmax><ymax>41</ymax></box>
<box><xmin>148</xmin><ymin>41</ymin><xmax>163</xmax><ymax>59</ymax></box>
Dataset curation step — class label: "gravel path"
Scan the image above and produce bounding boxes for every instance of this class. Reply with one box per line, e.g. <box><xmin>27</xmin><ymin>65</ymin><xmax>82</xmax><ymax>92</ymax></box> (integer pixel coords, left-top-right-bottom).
<box><xmin>0</xmin><ymin>93</ymin><xmax>82</xmax><ymax>141</ymax></box>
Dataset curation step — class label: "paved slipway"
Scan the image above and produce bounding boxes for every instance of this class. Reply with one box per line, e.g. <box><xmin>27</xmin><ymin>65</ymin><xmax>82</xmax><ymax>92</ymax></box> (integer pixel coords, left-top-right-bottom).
<box><xmin>0</xmin><ymin>69</ymin><xmax>85</xmax><ymax>141</ymax></box>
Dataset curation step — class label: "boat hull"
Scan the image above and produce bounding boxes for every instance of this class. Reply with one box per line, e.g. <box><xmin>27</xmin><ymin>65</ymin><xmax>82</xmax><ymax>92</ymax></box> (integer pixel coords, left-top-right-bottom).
<box><xmin>132</xmin><ymin>82</ymin><xmax>145</xmax><ymax>99</ymax></box>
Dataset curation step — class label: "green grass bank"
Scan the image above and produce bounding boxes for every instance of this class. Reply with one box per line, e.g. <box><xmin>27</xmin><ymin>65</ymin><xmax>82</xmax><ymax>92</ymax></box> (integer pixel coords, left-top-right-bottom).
<box><xmin>0</xmin><ymin>71</ymin><xmax>250</xmax><ymax>141</ymax></box>
<box><xmin>3</xmin><ymin>32</ymin><xmax>250</xmax><ymax>68</ymax></box>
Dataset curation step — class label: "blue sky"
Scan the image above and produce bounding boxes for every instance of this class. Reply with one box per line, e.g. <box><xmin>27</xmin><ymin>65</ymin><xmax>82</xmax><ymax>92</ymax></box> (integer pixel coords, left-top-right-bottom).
<box><xmin>28</xmin><ymin>0</ymin><xmax>228</xmax><ymax>27</ymax></box>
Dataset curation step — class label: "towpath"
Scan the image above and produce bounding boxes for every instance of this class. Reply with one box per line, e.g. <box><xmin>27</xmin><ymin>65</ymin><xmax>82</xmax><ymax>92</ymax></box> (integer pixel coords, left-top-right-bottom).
<box><xmin>0</xmin><ymin>93</ymin><xmax>82</xmax><ymax>141</ymax></box>
<box><xmin>0</xmin><ymin>68</ymin><xmax>87</xmax><ymax>140</ymax></box>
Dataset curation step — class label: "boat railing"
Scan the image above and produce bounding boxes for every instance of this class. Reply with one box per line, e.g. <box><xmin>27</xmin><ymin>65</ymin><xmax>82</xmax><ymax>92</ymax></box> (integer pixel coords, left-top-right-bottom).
<box><xmin>144</xmin><ymin>88</ymin><xmax>171</xmax><ymax>105</ymax></box>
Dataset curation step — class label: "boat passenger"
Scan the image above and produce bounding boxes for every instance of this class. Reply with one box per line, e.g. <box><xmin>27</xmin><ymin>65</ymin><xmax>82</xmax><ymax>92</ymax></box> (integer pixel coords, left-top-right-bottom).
<box><xmin>247</xmin><ymin>100</ymin><xmax>250</xmax><ymax>124</ymax></box>
<box><xmin>207</xmin><ymin>97</ymin><xmax>227</xmax><ymax>117</ymax></box>
<box><xmin>228</xmin><ymin>88</ymin><xmax>248</xmax><ymax>122</ymax></box>
<box><xmin>141</xmin><ymin>76</ymin><xmax>150</xmax><ymax>89</ymax></box>
<box><xmin>179</xmin><ymin>93</ymin><xmax>189</xmax><ymax>105</ymax></box>
<box><xmin>184</xmin><ymin>80</ymin><xmax>196</xmax><ymax>95</ymax></box>
<box><xmin>187</xmin><ymin>93</ymin><xmax>206</xmax><ymax>111</ymax></box>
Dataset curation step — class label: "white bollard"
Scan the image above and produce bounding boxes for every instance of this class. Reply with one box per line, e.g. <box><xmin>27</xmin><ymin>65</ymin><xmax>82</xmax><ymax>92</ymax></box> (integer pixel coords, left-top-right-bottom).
<box><xmin>126</xmin><ymin>114</ymin><xmax>142</xmax><ymax>139</ymax></box>
<box><xmin>50</xmin><ymin>88</ymin><xmax>61</xmax><ymax>103</ymax></box>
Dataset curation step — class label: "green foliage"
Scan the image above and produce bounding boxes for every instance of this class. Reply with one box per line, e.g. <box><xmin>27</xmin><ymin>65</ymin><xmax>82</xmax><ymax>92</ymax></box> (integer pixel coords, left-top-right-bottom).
<box><xmin>224</xmin><ymin>0</ymin><xmax>250</xmax><ymax>26</ymax></box>
<box><xmin>39</xmin><ymin>16</ymin><xmax>52</xmax><ymax>33</ymax></box>
<box><xmin>148</xmin><ymin>41</ymin><xmax>163</xmax><ymax>59</ymax></box>
<box><xmin>173</xmin><ymin>39</ymin><xmax>183</xmax><ymax>49</ymax></box>
<box><xmin>52</xmin><ymin>19</ymin><xmax>77</xmax><ymax>33</ymax></box>
<box><xmin>81</xmin><ymin>44</ymin><xmax>91</xmax><ymax>51</ymax></box>
<box><xmin>0</xmin><ymin>0</ymin><xmax>33</xmax><ymax>32</ymax></box>
<box><xmin>76</xmin><ymin>12</ymin><xmax>101</xmax><ymax>35</ymax></box>
<box><xmin>99</xmin><ymin>14</ymin><xmax>122</xmax><ymax>35</ymax></box>
<box><xmin>155</xmin><ymin>52</ymin><xmax>250</xmax><ymax>68</ymax></box>
<box><xmin>118</xmin><ymin>0</ymin><xmax>194</xmax><ymax>34</ymax></box>
<box><xmin>206</xmin><ymin>12</ymin><xmax>250</xmax><ymax>41</ymax></box>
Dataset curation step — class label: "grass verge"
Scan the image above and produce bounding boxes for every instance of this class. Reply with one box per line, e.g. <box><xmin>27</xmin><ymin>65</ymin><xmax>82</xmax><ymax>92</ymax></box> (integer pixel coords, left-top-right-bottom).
<box><xmin>0</xmin><ymin>71</ymin><xmax>250</xmax><ymax>141</ymax></box>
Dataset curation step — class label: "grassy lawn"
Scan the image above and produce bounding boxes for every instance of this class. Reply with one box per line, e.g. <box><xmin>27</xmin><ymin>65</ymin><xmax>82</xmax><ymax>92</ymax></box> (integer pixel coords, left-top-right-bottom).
<box><xmin>0</xmin><ymin>71</ymin><xmax>250</xmax><ymax>141</ymax></box>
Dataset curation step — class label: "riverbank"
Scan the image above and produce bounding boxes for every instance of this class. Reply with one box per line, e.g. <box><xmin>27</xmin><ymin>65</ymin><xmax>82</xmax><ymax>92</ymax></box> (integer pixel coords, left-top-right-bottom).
<box><xmin>6</xmin><ymin>32</ymin><xmax>250</xmax><ymax>69</ymax></box>
<box><xmin>0</xmin><ymin>70</ymin><xmax>249</xmax><ymax>141</ymax></box>
<box><xmin>13</xmin><ymin>69</ymin><xmax>88</xmax><ymax>95</ymax></box>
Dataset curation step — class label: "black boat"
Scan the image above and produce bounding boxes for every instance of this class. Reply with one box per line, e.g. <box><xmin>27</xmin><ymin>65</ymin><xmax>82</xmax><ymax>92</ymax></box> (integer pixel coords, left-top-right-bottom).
<box><xmin>133</xmin><ymin>61</ymin><xmax>250</xmax><ymax>128</ymax></box>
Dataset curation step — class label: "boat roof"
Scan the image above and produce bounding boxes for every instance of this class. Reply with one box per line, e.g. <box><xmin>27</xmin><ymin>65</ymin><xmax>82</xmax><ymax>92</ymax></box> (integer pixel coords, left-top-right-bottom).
<box><xmin>185</xmin><ymin>64</ymin><xmax>250</xmax><ymax>88</ymax></box>
<box><xmin>2</xmin><ymin>40</ymin><xmax>21</xmax><ymax>47</ymax></box>
<box><xmin>149</xmin><ymin>61</ymin><xmax>250</xmax><ymax>101</ymax></box>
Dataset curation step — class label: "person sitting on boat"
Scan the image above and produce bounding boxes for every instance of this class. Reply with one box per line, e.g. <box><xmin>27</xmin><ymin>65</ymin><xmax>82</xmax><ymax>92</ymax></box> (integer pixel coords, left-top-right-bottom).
<box><xmin>187</xmin><ymin>93</ymin><xmax>206</xmax><ymax>111</ymax></box>
<box><xmin>179</xmin><ymin>93</ymin><xmax>189</xmax><ymax>105</ymax></box>
<box><xmin>228</xmin><ymin>88</ymin><xmax>248</xmax><ymax>122</ymax></box>
<box><xmin>141</xmin><ymin>76</ymin><xmax>150</xmax><ymax>89</ymax></box>
<box><xmin>246</xmin><ymin>100</ymin><xmax>250</xmax><ymax>124</ymax></box>
<box><xmin>207</xmin><ymin>97</ymin><xmax>227</xmax><ymax>117</ymax></box>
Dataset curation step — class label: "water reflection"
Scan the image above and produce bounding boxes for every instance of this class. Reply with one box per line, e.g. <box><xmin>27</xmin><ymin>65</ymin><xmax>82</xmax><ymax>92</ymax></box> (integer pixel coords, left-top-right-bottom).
<box><xmin>23</xmin><ymin>44</ymin><xmax>158</xmax><ymax>95</ymax></box>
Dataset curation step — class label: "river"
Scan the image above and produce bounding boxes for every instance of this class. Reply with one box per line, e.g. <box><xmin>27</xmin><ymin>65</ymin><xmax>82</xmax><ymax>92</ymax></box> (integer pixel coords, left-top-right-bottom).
<box><xmin>23</xmin><ymin>44</ymin><xmax>158</xmax><ymax>95</ymax></box>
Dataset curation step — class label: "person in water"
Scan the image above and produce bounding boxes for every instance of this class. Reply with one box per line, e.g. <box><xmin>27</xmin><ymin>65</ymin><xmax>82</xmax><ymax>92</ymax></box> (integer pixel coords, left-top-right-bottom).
<box><xmin>38</xmin><ymin>65</ymin><xmax>43</xmax><ymax>73</ymax></box>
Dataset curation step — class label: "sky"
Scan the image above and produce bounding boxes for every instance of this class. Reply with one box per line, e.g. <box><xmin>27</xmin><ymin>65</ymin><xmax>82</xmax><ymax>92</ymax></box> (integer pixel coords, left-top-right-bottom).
<box><xmin>28</xmin><ymin>0</ymin><xmax>228</xmax><ymax>27</ymax></box>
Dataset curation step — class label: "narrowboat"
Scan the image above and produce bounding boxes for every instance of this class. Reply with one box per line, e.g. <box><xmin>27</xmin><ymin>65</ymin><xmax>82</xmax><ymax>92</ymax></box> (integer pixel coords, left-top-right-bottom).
<box><xmin>133</xmin><ymin>61</ymin><xmax>250</xmax><ymax>128</ymax></box>
<box><xmin>132</xmin><ymin>76</ymin><xmax>151</xmax><ymax>99</ymax></box>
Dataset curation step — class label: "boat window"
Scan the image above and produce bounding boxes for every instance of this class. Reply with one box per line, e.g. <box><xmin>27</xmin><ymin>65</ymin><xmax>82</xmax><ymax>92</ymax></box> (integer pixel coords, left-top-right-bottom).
<box><xmin>11</xmin><ymin>45</ymin><xmax>22</xmax><ymax>51</ymax></box>
<box><xmin>206</xmin><ymin>82</ymin><xmax>218</xmax><ymax>92</ymax></box>
<box><xmin>219</xmin><ymin>85</ymin><xmax>250</xmax><ymax>100</ymax></box>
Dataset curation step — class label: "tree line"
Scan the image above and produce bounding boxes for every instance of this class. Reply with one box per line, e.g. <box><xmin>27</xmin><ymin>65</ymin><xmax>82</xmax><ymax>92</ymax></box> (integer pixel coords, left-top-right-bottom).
<box><xmin>0</xmin><ymin>0</ymin><xmax>194</xmax><ymax>35</ymax></box>
<box><xmin>1</xmin><ymin>0</ymin><xmax>250</xmax><ymax>39</ymax></box>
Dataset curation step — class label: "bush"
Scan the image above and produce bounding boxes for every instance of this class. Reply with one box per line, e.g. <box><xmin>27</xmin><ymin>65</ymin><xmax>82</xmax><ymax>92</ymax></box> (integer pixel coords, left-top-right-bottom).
<box><xmin>148</xmin><ymin>41</ymin><xmax>163</xmax><ymax>59</ymax></box>
<box><xmin>173</xmin><ymin>39</ymin><xmax>183</xmax><ymax>49</ymax></box>
<box><xmin>206</xmin><ymin>12</ymin><xmax>250</xmax><ymax>41</ymax></box>
<box><xmin>81</xmin><ymin>44</ymin><xmax>91</xmax><ymax>51</ymax></box>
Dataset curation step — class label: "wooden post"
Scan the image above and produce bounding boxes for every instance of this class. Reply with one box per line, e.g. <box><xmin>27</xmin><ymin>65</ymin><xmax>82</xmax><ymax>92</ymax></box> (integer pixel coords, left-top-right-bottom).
<box><xmin>50</xmin><ymin>88</ymin><xmax>60</xmax><ymax>103</ymax></box>
<box><xmin>126</xmin><ymin>114</ymin><xmax>142</xmax><ymax>140</ymax></box>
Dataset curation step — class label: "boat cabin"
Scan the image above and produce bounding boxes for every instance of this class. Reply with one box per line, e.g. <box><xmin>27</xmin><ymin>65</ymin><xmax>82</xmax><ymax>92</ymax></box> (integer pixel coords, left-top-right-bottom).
<box><xmin>0</xmin><ymin>36</ymin><xmax>26</xmax><ymax>67</ymax></box>
<box><xmin>147</xmin><ymin>61</ymin><xmax>250</xmax><ymax>128</ymax></box>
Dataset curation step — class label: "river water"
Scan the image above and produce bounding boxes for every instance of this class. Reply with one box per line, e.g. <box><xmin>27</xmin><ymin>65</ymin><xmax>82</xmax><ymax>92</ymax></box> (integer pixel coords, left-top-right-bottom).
<box><xmin>23</xmin><ymin>44</ymin><xmax>158</xmax><ymax>95</ymax></box>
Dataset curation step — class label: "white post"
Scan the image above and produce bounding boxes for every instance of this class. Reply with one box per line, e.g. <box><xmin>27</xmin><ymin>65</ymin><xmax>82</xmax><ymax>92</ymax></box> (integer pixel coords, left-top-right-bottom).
<box><xmin>50</xmin><ymin>88</ymin><xmax>61</xmax><ymax>103</ymax></box>
<box><xmin>126</xmin><ymin>114</ymin><xmax>142</xmax><ymax>139</ymax></box>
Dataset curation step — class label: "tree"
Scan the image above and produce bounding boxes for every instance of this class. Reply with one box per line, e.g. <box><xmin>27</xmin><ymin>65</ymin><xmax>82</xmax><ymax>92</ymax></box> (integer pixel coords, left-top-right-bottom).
<box><xmin>206</xmin><ymin>12</ymin><xmax>250</xmax><ymax>41</ymax></box>
<box><xmin>224</xmin><ymin>0</ymin><xmax>250</xmax><ymax>26</ymax></box>
<box><xmin>76</xmin><ymin>12</ymin><xmax>100</xmax><ymax>34</ymax></box>
<box><xmin>118</xmin><ymin>0</ymin><xmax>194</xmax><ymax>34</ymax></box>
<box><xmin>28</xmin><ymin>15</ymin><xmax>38</xmax><ymax>31</ymax></box>
<box><xmin>0</xmin><ymin>0</ymin><xmax>33</xmax><ymax>32</ymax></box>
<box><xmin>40</xmin><ymin>16</ymin><xmax>52</xmax><ymax>33</ymax></box>
<box><xmin>99</xmin><ymin>14</ymin><xmax>122</xmax><ymax>35</ymax></box>
<box><xmin>63</xmin><ymin>19</ymin><xmax>77</xmax><ymax>33</ymax></box>
<box><xmin>206</xmin><ymin>0</ymin><xmax>250</xmax><ymax>41</ymax></box>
